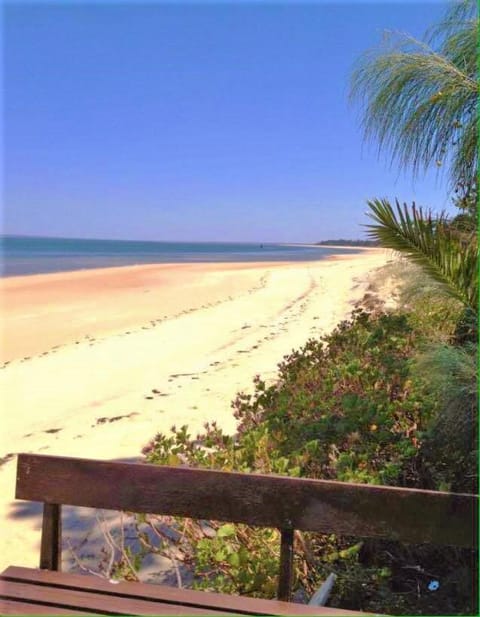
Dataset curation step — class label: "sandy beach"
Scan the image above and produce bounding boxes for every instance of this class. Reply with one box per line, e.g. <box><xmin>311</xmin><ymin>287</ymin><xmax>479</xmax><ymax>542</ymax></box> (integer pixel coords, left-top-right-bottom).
<box><xmin>0</xmin><ymin>250</ymin><xmax>392</xmax><ymax>574</ymax></box>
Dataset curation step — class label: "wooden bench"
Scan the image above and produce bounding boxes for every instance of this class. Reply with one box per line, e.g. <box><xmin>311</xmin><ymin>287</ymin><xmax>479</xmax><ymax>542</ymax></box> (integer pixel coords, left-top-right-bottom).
<box><xmin>1</xmin><ymin>453</ymin><xmax>477</xmax><ymax>615</ymax></box>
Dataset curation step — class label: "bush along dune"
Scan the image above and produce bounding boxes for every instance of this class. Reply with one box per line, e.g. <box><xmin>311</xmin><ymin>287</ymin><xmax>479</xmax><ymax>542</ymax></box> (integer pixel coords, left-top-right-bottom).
<box><xmin>139</xmin><ymin>267</ymin><xmax>477</xmax><ymax>615</ymax></box>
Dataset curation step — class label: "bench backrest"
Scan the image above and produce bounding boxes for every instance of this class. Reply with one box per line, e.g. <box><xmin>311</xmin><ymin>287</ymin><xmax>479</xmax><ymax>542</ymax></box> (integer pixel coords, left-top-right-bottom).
<box><xmin>16</xmin><ymin>453</ymin><xmax>478</xmax><ymax>600</ymax></box>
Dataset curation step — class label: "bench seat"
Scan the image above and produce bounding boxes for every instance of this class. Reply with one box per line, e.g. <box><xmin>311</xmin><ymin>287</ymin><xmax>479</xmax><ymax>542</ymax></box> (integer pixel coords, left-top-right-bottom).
<box><xmin>0</xmin><ymin>566</ymin><xmax>366</xmax><ymax>616</ymax></box>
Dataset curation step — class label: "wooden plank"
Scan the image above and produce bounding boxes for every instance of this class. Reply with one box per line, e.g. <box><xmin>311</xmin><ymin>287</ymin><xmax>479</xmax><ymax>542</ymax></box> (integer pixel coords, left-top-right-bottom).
<box><xmin>0</xmin><ymin>598</ymin><xmax>95</xmax><ymax>615</ymax></box>
<box><xmin>0</xmin><ymin>567</ymin><xmax>367</xmax><ymax>616</ymax></box>
<box><xmin>40</xmin><ymin>503</ymin><xmax>62</xmax><ymax>571</ymax></box>
<box><xmin>278</xmin><ymin>529</ymin><xmax>294</xmax><ymax>602</ymax></box>
<box><xmin>16</xmin><ymin>453</ymin><xmax>477</xmax><ymax>546</ymax></box>
<box><xmin>0</xmin><ymin>580</ymin><xmax>232</xmax><ymax>616</ymax></box>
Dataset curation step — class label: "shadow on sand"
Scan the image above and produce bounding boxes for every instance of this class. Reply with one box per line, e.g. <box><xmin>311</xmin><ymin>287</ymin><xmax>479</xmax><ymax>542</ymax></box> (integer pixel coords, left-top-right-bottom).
<box><xmin>7</xmin><ymin>455</ymin><xmax>185</xmax><ymax>586</ymax></box>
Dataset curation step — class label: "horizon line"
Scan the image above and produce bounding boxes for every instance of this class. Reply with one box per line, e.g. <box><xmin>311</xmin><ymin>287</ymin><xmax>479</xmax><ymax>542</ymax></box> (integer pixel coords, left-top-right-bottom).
<box><xmin>1</xmin><ymin>233</ymin><xmax>369</xmax><ymax>244</ymax></box>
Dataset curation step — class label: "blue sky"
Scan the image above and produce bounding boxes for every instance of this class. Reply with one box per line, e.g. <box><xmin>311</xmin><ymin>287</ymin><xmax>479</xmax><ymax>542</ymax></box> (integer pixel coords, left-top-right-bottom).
<box><xmin>4</xmin><ymin>0</ymin><xmax>452</xmax><ymax>242</ymax></box>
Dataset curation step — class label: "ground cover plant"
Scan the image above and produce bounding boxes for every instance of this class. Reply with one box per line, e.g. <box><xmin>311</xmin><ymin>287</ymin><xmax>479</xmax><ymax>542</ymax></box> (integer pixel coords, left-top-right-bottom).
<box><xmin>138</xmin><ymin>269</ymin><xmax>477</xmax><ymax>615</ymax></box>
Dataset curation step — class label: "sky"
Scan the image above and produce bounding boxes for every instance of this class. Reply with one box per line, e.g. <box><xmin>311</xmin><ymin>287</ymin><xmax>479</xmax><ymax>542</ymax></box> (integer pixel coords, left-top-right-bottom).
<box><xmin>3</xmin><ymin>0</ymin><xmax>453</xmax><ymax>243</ymax></box>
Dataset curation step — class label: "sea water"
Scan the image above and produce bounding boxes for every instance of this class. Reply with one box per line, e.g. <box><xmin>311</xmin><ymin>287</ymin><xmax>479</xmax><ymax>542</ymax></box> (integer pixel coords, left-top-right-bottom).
<box><xmin>1</xmin><ymin>236</ymin><xmax>358</xmax><ymax>277</ymax></box>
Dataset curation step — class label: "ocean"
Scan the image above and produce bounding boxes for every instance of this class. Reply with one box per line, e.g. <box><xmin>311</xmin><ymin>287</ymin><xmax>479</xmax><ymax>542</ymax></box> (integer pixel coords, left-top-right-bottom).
<box><xmin>1</xmin><ymin>236</ymin><xmax>359</xmax><ymax>277</ymax></box>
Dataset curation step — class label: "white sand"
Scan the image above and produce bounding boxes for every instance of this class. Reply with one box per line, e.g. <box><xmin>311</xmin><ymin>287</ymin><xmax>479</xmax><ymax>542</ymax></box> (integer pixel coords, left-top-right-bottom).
<box><xmin>0</xmin><ymin>251</ymin><xmax>392</xmax><ymax>573</ymax></box>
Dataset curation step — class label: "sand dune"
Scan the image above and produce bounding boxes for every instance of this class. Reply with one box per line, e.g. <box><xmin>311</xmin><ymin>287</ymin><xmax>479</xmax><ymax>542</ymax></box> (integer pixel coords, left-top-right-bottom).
<box><xmin>0</xmin><ymin>251</ymin><xmax>391</xmax><ymax>572</ymax></box>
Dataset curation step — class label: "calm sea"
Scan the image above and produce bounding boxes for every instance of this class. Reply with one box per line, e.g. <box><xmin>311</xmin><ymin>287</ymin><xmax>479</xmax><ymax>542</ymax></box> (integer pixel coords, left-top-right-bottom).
<box><xmin>1</xmin><ymin>236</ymin><xmax>358</xmax><ymax>277</ymax></box>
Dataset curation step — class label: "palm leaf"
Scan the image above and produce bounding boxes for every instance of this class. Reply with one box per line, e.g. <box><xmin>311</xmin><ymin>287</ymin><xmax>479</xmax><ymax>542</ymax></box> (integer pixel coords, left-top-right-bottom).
<box><xmin>365</xmin><ymin>198</ymin><xmax>478</xmax><ymax>312</ymax></box>
<box><xmin>350</xmin><ymin>1</ymin><xmax>478</xmax><ymax>190</ymax></box>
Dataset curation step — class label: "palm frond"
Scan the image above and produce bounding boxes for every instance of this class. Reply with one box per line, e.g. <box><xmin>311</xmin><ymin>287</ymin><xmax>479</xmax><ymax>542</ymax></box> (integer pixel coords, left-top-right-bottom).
<box><xmin>428</xmin><ymin>0</ymin><xmax>478</xmax><ymax>47</ymax></box>
<box><xmin>365</xmin><ymin>198</ymin><xmax>478</xmax><ymax>312</ymax></box>
<box><xmin>350</xmin><ymin>3</ymin><xmax>478</xmax><ymax>190</ymax></box>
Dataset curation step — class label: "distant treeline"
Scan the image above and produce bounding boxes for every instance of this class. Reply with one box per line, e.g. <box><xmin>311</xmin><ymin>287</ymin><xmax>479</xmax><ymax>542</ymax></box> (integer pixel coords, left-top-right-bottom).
<box><xmin>316</xmin><ymin>239</ymin><xmax>381</xmax><ymax>247</ymax></box>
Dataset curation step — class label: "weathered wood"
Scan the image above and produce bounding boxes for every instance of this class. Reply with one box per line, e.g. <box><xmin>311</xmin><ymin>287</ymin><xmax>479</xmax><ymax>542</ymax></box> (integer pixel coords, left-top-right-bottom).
<box><xmin>0</xmin><ymin>599</ymin><xmax>91</xmax><ymax>615</ymax></box>
<box><xmin>278</xmin><ymin>529</ymin><xmax>294</xmax><ymax>602</ymax></box>
<box><xmin>40</xmin><ymin>503</ymin><xmax>61</xmax><ymax>571</ymax></box>
<box><xmin>16</xmin><ymin>453</ymin><xmax>477</xmax><ymax>547</ymax></box>
<box><xmin>0</xmin><ymin>580</ymin><xmax>229</xmax><ymax>615</ymax></box>
<box><xmin>0</xmin><ymin>567</ymin><xmax>367</xmax><ymax>616</ymax></box>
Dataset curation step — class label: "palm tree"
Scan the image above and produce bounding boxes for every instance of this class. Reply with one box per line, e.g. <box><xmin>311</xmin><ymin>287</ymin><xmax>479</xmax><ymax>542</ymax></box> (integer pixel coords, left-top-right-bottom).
<box><xmin>350</xmin><ymin>1</ymin><xmax>478</xmax><ymax>328</ymax></box>
<box><xmin>350</xmin><ymin>0</ymin><xmax>478</xmax><ymax>505</ymax></box>
<box><xmin>350</xmin><ymin>0</ymin><xmax>478</xmax><ymax>192</ymax></box>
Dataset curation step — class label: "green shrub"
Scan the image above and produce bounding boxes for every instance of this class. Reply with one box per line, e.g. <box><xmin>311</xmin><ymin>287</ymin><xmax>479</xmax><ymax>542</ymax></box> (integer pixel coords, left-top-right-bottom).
<box><xmin>415</xmin><ymin>343</ymin><xmax>478</xmax><ymax>493</ymax></box>
<box><xmin>139</xmin><ymin>307</ymin><xmax>477</xmax><ymax>614</ymax></box>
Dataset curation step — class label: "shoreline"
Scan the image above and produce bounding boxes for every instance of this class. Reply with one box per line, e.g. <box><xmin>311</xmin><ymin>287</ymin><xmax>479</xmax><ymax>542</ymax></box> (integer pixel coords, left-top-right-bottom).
<box><xmin>281</xmin><ymin>243</ymin><xmax>379</xmax><ymax>250</ymax></box>
<box><xmin>1</xmin><ymin>260</ymin><xmax>292</xmax><ymax>364</ymax></box>
<box><xmin>0</xmin><ymin>252</ymin><xmax>384</xmax><ymax>365</ymax></box>
<box><xmin>0</xmin><ymin>250</ymin><xmax>392</xmax><ymax>572</ymax></box>
<box><xmin>1</xmin><ymin>242</ymin><xmax>374</xmax><ymax>280</ymax></box>
<box><xmin>1</xmin><ymin>257</ymin><xmax>328</xmax><ymax>282</ymax></box>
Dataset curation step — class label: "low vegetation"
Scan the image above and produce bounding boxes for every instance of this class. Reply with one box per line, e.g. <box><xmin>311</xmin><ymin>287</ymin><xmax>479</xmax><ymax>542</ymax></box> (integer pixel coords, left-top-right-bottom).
<box><xmin>136</xmin><ymin>262</ymin><xmax>477</xmax><ymax>615</ymax></box>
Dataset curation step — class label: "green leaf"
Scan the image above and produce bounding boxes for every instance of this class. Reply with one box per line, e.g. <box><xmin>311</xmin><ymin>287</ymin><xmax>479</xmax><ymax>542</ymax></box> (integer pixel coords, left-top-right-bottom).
<box><xmin>339</xmin><ymin>541</ymin><xmax>364</xmax><ymax>559</ymax></box>
<box><xmin>217</xmin><ymin>524</ymin><xmax>236</xmax><ymax>538</ymax></box>
<box><xmin>366</xmin><ymin>199</ymin><xmax>478</xmax><ymax>313</ymax></box>
<box><xmin>227</xmin><ymin>552</ymin><xmax>240</xmax><ymax>567</ymax></box>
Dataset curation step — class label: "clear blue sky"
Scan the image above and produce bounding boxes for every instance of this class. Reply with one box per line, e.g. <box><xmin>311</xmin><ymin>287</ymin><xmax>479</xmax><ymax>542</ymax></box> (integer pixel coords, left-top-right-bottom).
<box><xmin>4</xmin><ymin>0</ymin><xmax>452</xmax><ymax>243</ymax></box>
